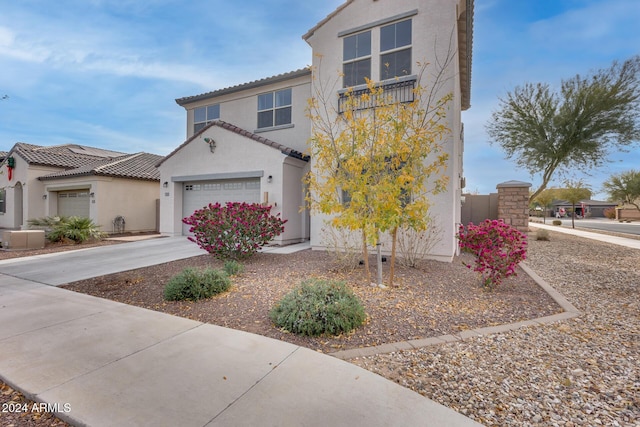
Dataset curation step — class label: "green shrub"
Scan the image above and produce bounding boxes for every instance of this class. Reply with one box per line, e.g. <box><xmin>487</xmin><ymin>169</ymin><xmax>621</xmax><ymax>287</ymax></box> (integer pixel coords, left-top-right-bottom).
<box><xmin>27</xmin><ymin>215</ymin><xmax>68</xmax><ymax>229</ymax></box>
<box><xmin>536</xmin><ymin>229</ymin><xmax>550</xmax><ymax>241</ymax></box>
<box><xmin>269</xmin><ymin>279</ymin><xmax>366</xmax><ymax>337</ymax></box>
<box><xmin>552</xmin><ymin>219</ymin><xmax>562</xmax><ymax>226</ymax></box>
<box><xmin>223</xmin><ymin>260</ymin><xmax>245</xmax><ymax>276</ymax></box>
<box><xmin>42</xmin><ymin>216</ymin><xmax>106</xmax><ymax>243</ymax></box>
<box><xmin>164</xmin><ymin>267</ymin><xmax>231</xmax><ymax>301</ymax></box>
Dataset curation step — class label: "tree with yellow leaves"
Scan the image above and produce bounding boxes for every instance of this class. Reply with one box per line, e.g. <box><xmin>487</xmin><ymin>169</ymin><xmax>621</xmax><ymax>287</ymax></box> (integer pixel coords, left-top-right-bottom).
<box><xmin>305</xmin><ymin>64</ymin><xmax>452</xmax><ymax>286</ymax></box>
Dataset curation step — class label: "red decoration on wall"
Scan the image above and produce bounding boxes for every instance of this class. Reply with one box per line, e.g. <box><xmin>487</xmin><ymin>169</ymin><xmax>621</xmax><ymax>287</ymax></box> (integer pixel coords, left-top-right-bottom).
<box><xmin>7</xmin><ymin>165</ymin><xmax>12</xmax><ymax>181</ymax></box>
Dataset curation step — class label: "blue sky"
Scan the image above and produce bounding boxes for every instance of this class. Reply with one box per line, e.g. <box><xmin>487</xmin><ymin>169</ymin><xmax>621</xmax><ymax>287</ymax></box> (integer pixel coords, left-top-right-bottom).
<box><xmin>1</xmin><ymin>0</ymin><xmax>638</xmax><ymax>199</ymax></box>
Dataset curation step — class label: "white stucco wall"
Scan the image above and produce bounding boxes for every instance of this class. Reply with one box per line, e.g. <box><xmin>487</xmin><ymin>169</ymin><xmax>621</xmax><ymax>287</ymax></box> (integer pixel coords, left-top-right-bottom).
<box><xmin>183</xmin><ymin>74</ymin><xmax>312</xmax><ymax>155</ymax></box>
<box><xmin>305</xmin><ymin>0</ymin><xmax>465</xmax><ymax>261</ymax></box>
<box><xmin>0</xmin><ymin>154</ymin><xmax>59</xmax><ymax>229</ymax></box>
<box><xmin>159</xmin><ymin>125</ymin><xmax>309</xmax><ymax>244</ymax></box>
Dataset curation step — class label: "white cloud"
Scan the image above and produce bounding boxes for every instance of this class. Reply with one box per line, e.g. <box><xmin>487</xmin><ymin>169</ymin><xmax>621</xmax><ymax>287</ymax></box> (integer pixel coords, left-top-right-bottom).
<box><xmin>529</xmin><ymin>0</ymin><xmax>640</xmax><ymax>52</ymax></box>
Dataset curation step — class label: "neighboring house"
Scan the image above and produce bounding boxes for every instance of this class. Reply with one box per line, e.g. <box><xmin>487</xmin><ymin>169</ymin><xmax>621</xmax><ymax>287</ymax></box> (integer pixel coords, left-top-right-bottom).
<box><xmin>160</xmin><ymin>0</ymin><xmax>473</xmax><ymax>259</ymax></box>
<box><xmin>0</xmin><ymin>143</ymin><xmax>162</xmax><ymax>234</ymax></box>
<box><xmin>551</xmin><ymin>199</ymin><xmax>618</xmax><ymax>218</ymax></box>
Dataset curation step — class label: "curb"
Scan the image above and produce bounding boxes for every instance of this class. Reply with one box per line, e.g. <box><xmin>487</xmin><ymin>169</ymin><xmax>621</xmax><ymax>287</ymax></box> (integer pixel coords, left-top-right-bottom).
<box><xmin>331</xmin><ymin>262</ymin><xmax>581</xmax><ymax>360</ymax></box>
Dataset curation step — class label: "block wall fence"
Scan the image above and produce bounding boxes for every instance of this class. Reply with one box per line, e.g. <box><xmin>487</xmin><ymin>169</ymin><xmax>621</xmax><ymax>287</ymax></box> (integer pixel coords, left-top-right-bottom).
<box><xmin>496</xmin><ymin>180</ymin><xmax>531</xmax><ymax>233</ymax></box>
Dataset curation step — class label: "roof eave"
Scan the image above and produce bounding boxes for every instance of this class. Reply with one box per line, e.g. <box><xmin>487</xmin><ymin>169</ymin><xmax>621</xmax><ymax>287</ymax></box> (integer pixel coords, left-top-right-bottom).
<box><xmin>459</xmin><ymin>0</ymin><xmax>474</xmax><ymax>111</ymax></box>
<box><xmin>176</xmin><ymin>68</ymin><xmax>312</xmax><ymax>107</ymax></box>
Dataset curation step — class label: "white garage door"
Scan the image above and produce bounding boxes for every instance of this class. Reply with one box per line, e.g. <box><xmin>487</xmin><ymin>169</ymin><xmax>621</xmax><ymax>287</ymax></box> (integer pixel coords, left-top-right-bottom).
<box><xmin>182</xmin><ymin>178</ymin><xmax>261</xmax><ymax>235</ymax></box>
<box><xmin>58</xmin><ymin>190</ymin><xmax>90</xmax><ymax>218</ymax></box>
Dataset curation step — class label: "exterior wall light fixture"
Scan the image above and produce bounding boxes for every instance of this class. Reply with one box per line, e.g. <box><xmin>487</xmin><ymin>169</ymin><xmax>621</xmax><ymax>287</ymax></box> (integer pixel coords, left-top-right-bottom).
<box><xmin>204</xmin><ymin>137</ymin><xmax>216</xmax><ymax>153</ymax></box>
<box><xmin>163</xmin><ymin>181</ymin><xmax>168</xmax><ymax>188</ymax></box>
<box><xmin>267</xmin><ymin>175</ymin><xmax>273</xmax><ymax>183</ymax></box>
<box><xmin>90</xmin><ymin>192</ymin><xmax>95</xmax><ymax>198</ymax></box>
<box><xmin>42</xmin><ymin>194</ymin><xmax>47</xmax><ymax>200</ymax></box>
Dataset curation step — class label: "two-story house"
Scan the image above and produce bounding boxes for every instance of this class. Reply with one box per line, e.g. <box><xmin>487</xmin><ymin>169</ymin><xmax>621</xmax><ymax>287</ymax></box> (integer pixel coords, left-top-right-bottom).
<box><xmin>158</xmin><ymin>0</ymin><xmax>473</xmax><ymax>259</ymax></box>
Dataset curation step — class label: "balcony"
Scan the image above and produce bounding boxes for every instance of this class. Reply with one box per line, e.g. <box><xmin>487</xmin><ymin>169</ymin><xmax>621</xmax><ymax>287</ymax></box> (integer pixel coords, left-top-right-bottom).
<box><xmin>338</xmin><ymin>76</ymin><xmax>417</xmax><ymax>114</ymax></box>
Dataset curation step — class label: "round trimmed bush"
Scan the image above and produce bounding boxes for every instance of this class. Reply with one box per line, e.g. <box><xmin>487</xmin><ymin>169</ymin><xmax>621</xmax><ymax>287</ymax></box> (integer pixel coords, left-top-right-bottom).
<box><xmin>536</xmin><ymin>229</ymin><xmax>550</xmax><ymax>241</ymax></box>
<box><xmin>164</xmin><ymin>267</ymin><xmax>231</xmax><ymax>301</ymax></box>
<box><xmin>269</xmin><ymin>279</ymin><xmax>366</xmax><ymax>337</ymax></box>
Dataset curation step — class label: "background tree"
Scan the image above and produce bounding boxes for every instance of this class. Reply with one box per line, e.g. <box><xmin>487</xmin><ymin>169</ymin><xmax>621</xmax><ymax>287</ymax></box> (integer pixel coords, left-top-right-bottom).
<box><xmin>306</xmin><ymin>65</ymin><xmax>452</xmax><ymax>286</ymax></box>
<box><xmin>486</xmin><ymin>55</ymin><xmax>640</xmax><ymax>202</ymax></box>
<box><xmin>532</xmin><ymin>188</ymin><xmax>557</xmax><ymax>223</ymax></box>
<box><xmin>602</xmin><ymin>170</ymin><xmax>640</xmax><ymax>211</ymax></box>
<box><xmin>559</xmin><ymin>179</ymin><xmax>591</xmax><ymax>229</ymax></box>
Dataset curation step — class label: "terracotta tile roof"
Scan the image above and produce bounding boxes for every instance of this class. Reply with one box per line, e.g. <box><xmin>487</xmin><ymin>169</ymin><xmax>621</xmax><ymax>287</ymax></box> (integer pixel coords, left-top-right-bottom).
<box><xmin>11</xmin><ymin>143</ymin><xmax>127</xmax><ymax>168</ymax></box>
<box><xmin>175</xmin><ymin>68</ymin><xmax>311</xmax><ymax>106</ymax></box>
<box><xmin>157</xmin><ymin>120</ymin><xmax>309</xmax><ymax>167</ymax></box>
<box><xmin>4</xmin><ymin>142</ymin><xmax>160</xmax><ymax>181</ymax></box>
<box><xmin>39</xmin><ymin>152</ymin><xmax>162</xmax><ymax>181</ymax></box>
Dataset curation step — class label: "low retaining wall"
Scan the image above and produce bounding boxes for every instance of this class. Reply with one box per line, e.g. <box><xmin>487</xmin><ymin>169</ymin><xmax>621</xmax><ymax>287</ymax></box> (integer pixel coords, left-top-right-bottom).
<box><xmin>2</xmin><ymin>230</ymin><xmax>45</xmax><ymax>250</ymax></box>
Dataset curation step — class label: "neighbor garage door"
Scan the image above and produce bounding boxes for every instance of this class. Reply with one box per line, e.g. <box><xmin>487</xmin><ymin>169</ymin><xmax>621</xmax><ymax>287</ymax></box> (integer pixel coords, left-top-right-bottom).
<box><xmin>182</xmin><ymin>178</ymin><xmax>261</xmax><ymax>235</ymax></box>
<box><xmin>58</xmin><ymin>190</ymin><xmax>90</xmax><ymax>218</ymax></box>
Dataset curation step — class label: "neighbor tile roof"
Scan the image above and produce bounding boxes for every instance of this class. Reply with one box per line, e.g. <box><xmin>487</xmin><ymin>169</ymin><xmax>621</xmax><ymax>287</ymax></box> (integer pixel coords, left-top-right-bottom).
<box><xmin>39</xmin><ymin>152</ymin><xmax>162</xmax><ymax>181</ymax></box>
<box><xmin>11</xmin><ymin>143</ymin><xmax>127</xmax><ymax>168</ymax></box>
<box><xmin>157</xmin><ymin>120</ymin><xmax>309</xmax><ymax>167</ymax></box>
<box><xmin>5</xmin><ymin>143</ymin><xmax>160</xmax><ymax>181</ymax></box>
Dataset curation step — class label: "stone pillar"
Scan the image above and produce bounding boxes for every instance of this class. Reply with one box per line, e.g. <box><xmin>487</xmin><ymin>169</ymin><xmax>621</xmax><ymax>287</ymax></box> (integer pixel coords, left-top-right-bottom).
<box><xmin>496</xmin><ymin>180</ymin><xmax>531</xmax><ymax>233</ymax></box>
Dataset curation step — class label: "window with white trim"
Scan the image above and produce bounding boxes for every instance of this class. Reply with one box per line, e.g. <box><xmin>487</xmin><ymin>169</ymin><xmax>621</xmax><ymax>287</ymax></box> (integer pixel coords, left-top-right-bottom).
<box><xmin>194</xmin><ymin>104</ymin><xmax>220</xmax><ymax>133</ymax></box>
<box><xmin>257</xmin><ymin>88</ymin><xmax>292</xmax><ymax>129</ymax></box>
<box><xmin>380</xmin><ymin>19</ymin><xmax>412</xmax><ymax>80</ymax></box>
<box><xmin>343</xmin><ymin>30</ymin><xmax>371</xmax><ymax>88</ymax></box>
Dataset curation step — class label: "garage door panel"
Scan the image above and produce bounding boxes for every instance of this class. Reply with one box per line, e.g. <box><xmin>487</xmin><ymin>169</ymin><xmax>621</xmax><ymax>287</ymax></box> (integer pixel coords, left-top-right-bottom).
<box><xmin>182</xmin><ymin>179</ymin><xmax>260</xmax><ymax>235</ymax></box>
<box><xmin>58</xmin><ymin>191</ymin><xmax>90</xmax><ymax>218</ymax></box>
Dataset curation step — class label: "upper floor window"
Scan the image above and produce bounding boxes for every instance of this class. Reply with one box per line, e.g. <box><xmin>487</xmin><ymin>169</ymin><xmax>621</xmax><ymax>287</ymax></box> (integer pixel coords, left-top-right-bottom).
<box><xmin>380</xmin><ymin>19</ymin><xmax>412</xmax><ymax>80</ymax></box>
<box><xmin>257</xmin><ymin>88</ymin><xmax>292</xmax><ymax>129</ymax></box>
<box><xmin>343</xmin><ymin>30</ymin><xmax>371</xmax><ymax>88</ymax></box>
<box><xmin>0</xmin><ymin>189</ymin><xmax>5</xmax><ymax>214</ymax></box>
<box><xmin>194</xmin><ymin>104</ymin><xmax>220</xmax><ymax>133</ymax></box>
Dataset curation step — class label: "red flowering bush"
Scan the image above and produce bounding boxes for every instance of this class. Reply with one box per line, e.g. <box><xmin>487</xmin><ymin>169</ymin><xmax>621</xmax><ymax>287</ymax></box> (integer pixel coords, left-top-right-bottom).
<box><xmin>457</xmin><ymin>219</ymin><xmax>527</xmax><ymax>290</ymax></box>
<box><xmin>183</xmin><ymin>202</ymin><xmax>286</xmax><ymax>260</ymax></box>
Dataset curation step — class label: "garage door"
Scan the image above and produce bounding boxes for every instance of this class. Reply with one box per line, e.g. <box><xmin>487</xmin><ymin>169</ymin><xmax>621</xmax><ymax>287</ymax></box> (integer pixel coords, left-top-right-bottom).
<box><xmin>58</xmin><ymin>190</ymin><xmax>90</xmax><ymax>218</ymax></box>
<box><xmin>182</xmin><ymin>178</ymin><xmax>261</xmax><ymax>235</ymax></box>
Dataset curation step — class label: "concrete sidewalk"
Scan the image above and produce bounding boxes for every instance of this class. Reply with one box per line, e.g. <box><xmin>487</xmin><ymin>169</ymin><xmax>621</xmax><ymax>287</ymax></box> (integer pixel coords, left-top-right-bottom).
<box><xmin>529</xmin><ymin>221</ymin><xmax>640</xmax><ymax>250</ymax></box>
<box><xmin>0</xmin><ymin>237</ymin><xmax>480</xmax><ymax>426</ymax></box>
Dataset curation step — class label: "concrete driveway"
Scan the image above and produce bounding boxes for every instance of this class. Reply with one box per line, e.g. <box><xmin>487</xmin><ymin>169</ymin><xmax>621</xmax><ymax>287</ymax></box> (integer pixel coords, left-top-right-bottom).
<box><xmin>0</xmin><ymin>237</ymin><xmax>480</xmax><ymax>427</ymax></box>
<box><xmin>0</xmin><ymin>236</ymin><xmax>205</xmax><ymax>286</ymax></box>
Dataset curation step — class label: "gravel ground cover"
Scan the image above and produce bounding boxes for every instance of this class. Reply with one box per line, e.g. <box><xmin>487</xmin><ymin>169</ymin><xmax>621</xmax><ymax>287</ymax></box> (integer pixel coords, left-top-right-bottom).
<box><xmin>61</xmin><ymin>246</ymin><xmax>559</xmax><ymax>354</ymax></box>
<box><xmin>2</xmin><ymin>228</ymin><xmax>637</xmax><ymax>426</ymax></box>
<box><xmin>351</xmin><ymin>228</ymin><xmax>639</xmax><ymax>426</ymax></box>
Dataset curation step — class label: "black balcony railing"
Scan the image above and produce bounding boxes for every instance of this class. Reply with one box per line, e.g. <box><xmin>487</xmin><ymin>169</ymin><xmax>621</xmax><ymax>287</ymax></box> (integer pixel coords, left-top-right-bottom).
<box><xmin>338</xmin><ymin>77</ymin><xmax>417</xmax><ymax>114</ymax></box>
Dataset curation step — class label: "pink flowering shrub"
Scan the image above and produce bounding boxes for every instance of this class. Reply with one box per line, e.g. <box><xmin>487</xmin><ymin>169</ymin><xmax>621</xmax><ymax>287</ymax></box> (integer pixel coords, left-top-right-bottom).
<box><xmin>457</xmin><ymin>219</ymin><xmax>527</xmax><ymax>290</ymax></box>
<box><xmin>183</xmin><ymin>202</ymin><xmax>286</xmax><ymax>260</ymax></box>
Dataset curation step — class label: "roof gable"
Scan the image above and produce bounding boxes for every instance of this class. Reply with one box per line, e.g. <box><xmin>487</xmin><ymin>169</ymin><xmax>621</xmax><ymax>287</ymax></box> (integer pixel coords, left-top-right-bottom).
<box><xmin>303</xmin><ymin>0</ymin><xmax>473</xmax><ymax>110</ymax></box>
<box><xmin>302</xmin><ymin>1</ymin><xmax>354</xmax><ymax>41</ymax></box>
<box><xmin>157</xmin><ymin>120</ymin><xmax>309</xmax><ymax>167</ymax></box>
